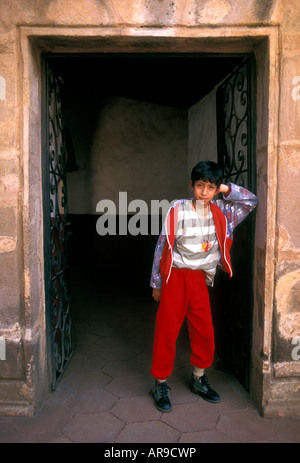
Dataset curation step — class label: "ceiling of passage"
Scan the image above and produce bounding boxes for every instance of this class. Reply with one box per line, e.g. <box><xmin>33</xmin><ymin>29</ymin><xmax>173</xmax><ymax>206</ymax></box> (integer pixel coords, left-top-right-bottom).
<box><xmin>50</xmin><ymin>54</ymin><xmax>244</xmax><ymax>110</ymax></box>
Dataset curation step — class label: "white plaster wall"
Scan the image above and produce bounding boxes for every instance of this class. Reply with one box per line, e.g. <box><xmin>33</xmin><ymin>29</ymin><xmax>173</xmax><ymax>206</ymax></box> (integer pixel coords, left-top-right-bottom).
<box><xmin>67</xmin><ymin>96</ymin><xmax>189</xmax><ymax>214</ymax></box>
<box><xmin>188</xmin><ymin>90</ymin><xmax>218</xmax><ymax>175</ymax></box>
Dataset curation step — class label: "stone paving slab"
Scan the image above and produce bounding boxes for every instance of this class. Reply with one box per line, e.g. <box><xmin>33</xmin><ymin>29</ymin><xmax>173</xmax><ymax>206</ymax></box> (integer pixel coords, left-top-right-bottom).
<box><xmin>115</xmin><ymin>421</ymin><xmax>181</xmax><ymax>444</ymax></box>
<box><xmin>63</xmin><ymin>412</ymin><xmax>125</xmax><ymax>443</ymax></box>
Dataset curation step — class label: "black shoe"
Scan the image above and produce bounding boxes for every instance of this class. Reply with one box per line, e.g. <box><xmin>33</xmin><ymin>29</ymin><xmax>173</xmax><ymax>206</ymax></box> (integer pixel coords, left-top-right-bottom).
<box><xmin>151</xmin><ymin>380</ymin><xmax>172</xmax><ymax>412</ymax></box>
<box><xmin>191</xmin><ymin>374</ymin><xmax>220</xmax><ymax>403</ymax></box>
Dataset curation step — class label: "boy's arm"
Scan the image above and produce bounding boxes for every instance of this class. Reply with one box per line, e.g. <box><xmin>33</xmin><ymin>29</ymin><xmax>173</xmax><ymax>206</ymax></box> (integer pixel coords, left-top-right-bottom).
<box><xmin>214</xmin><ymin>182</ymin><xmax>258</xmax><ymax>238</ymax></box>
<box><xmin>150</xmin><ymin>201</ymin><xmax>178</xmax><ymax>290</ymax></box>
<box><xmin>150</xmin><ymin>230</ymin><xmax>166</xmax><ymax>290</ymax></box>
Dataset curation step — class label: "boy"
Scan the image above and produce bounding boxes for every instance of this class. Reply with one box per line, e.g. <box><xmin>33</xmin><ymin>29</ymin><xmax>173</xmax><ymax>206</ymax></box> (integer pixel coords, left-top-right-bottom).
<box><xmin>150</xmin><ymin>160</ymin><xmax>258</xmax><ymax>412</ymax></box>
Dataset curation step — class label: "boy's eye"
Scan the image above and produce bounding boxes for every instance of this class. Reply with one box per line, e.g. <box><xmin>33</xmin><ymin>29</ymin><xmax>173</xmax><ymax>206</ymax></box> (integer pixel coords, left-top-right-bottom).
<box><xmin>196</xmin><ymin>183</ymin><xmax>215</xmax><ymax>190</ymax></box>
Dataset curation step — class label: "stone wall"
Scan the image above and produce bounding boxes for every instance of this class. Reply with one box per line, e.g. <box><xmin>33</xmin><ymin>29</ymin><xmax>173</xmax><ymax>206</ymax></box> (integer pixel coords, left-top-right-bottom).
<box><xmin>266</xmin><ymin>0</ymin><xmax>300</xmax><ymax>418</ymax></box>
<box><xmin>0</xmin><ymin>0</ymin><xmax>299</xmax><ymax>416</ymax></box>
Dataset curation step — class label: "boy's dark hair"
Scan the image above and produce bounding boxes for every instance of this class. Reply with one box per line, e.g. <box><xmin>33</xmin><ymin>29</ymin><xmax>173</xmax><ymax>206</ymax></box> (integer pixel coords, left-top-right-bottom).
<box><xmin>191</xmin><ymin>161</ymin><xmax>223</xmax><ymax>188</ymax></box>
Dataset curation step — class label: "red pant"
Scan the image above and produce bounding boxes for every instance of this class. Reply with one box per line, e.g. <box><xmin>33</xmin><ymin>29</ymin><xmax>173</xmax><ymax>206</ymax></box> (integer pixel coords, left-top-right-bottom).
<box><xmin>151</xmin><ymin>268</ymin><xmax>215</xmax><ymax>380</ymax></box>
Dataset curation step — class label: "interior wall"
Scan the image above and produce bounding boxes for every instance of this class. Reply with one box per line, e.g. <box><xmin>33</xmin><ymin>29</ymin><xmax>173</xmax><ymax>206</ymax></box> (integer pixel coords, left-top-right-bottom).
<box><xmin>65</xmin><ymin>93</ymin><xmax>189</xmax><ymax>214</ymax></box>
<box><xmin>188</xmin><ymin>90</ymin><xmax>218</xmax><ymax>172</ymax></box>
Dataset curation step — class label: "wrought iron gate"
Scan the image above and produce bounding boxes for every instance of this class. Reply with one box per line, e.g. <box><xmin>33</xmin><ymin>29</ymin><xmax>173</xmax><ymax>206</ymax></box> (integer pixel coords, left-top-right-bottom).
<box><xmin>215</xmin><ymin>56</ymin><xmax>256</xmax><ymax>390</ymax></box>
<box><xmin>43</xmin><ymin>61</ymin><xmax>73</xmax><ymax>391</ymax></box>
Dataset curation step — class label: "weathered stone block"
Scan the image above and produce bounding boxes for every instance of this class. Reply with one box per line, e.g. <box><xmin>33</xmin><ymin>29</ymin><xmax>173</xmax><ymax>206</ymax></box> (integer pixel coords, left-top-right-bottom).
<box><xmin>0</xmin><ymin>381</ymin><xmax>34</xmax><ymax>416</ymax></box>
<box><xmin>0</xmin><ymin>159</ymin><xmax>19</xmax><ymax>208</ymax></box>
<box><xmin>279</xmin><ymin>58</ymin><xmax>300</xmax><ymax>142</ymax></box>
<box><xmin>0</xmin><ymin>207</ymin><xmax>17</xmax><ymax>236</ymax></box>
<box><xmin>276</xmin><ymin>0</ymin><xmax>300</xmax><ymax>32</ymax></box>
<box><xmin>0</xmin><ymin>251</ymin><xmax>21</xmax><ymax>321</ymax></box>
<box><xmin>0</xmin><ymin>332</ymin><xmax>23</xmax><ymax>379</ymax></box>
<box><xmin>277</xmin><ymin>146</ymin><xmax>300</xmax><ymax>249</ymax></box>
<box><xmin>0</xmin><ymin>120</ymin><xmax>17</xmax><ymax>151</ymax></box>
<box><xmin>274</xmin><ymin>264</ymin><xmax>300</xmax><ymax>363</ymax></box>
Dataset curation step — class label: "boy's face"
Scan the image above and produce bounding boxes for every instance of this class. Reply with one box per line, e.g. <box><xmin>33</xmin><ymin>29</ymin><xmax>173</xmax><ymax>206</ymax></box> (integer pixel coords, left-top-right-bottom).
<box><xmin>190</xmin><ymin>179</ymin><xmax>218</xmax><ymax>207</ymax></box>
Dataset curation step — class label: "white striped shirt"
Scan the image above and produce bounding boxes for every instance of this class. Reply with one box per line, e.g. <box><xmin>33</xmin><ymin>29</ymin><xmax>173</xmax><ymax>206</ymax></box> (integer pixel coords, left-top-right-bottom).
<box><xmin>172</xmin><ymin>200</ymin><xmax>220</xmax><ymax>286</ymax></box>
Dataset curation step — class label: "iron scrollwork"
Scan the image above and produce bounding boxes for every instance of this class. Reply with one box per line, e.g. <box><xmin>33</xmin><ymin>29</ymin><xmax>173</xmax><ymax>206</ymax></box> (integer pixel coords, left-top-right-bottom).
<box><xmin>219</xmin><ymin>63</ymin><xmax>249</xmax><ymax>188</ymax></box>
<box><xmin>48</xmin><ymin>68</ymin><xmax>73</xmax><ymax>389</ymax></box>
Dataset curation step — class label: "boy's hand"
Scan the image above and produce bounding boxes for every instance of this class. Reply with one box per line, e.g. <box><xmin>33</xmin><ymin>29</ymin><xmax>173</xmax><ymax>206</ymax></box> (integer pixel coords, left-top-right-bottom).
<box><xmin>216</xmin><ymin>184</ymin><xmax>230</xmax><ymax>195</ymax></box>
<box><xmin>152</xmin><ymin>288</ymin><xmax>161</xmax><ymax>303</ymax></box>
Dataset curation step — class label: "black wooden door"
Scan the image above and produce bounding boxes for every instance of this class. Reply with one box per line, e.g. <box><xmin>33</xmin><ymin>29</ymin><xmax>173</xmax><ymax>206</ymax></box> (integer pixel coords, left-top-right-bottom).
<box><xmin>43</xmin><ymin>60</ymin><xmax>73</xmax><ymax>391</ymax></box>
<box><xmin>215</xmin><ymin>56</ymin><xmax>256</xmax><ymax>390</ymax></box>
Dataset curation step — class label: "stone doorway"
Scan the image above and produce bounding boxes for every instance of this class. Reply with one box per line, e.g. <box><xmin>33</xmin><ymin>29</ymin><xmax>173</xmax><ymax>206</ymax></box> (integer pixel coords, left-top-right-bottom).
<box><xmin>19</xmin><ymin>29</ymin><xmax>276</xmax><ymax>416</ymax></box>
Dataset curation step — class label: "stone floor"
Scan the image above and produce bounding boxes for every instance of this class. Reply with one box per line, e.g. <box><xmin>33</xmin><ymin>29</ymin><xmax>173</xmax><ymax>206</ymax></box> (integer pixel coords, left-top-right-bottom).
<box><xmin>1</xmin><ymin>267</ymin><xmax>300</xmax><ymax>443</ymax></box>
